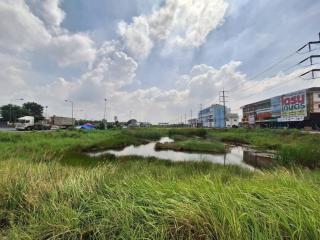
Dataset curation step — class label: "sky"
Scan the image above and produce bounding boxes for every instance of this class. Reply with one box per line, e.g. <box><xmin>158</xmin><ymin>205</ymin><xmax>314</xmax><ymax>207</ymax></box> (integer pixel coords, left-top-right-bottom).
<box><xmin>0</xmin><ymin>0</ymin><xmax>320</xmax><ymax>123</ymax></box>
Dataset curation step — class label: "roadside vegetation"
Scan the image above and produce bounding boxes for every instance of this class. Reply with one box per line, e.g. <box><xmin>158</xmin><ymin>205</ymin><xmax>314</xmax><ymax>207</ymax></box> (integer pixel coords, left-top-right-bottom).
<box><xmin>1</xmin><ymin>156</ymin><xmax>320</xmax><ymax>239</ymax></box>
<box><xmin>0</xmin><ymin>127</ymin><xmax>320</xmax><ymax>239</ymax></box>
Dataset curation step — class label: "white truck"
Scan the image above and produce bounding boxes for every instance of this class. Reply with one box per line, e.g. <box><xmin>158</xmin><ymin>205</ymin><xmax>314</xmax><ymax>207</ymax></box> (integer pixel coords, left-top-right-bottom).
<box><xmin>15</xmin><ymin>115</ymin><xmax>74</xmax><ymax>131</ymax></box>
<box><xmin>15</xmin><ymin>116</ymin><xmax>51</xmax><ymax>131</ymax></box>
<box><xmin>15</xmin><ymin>116</ymin><xmax>35</xmax><ymax>131</ymax></box>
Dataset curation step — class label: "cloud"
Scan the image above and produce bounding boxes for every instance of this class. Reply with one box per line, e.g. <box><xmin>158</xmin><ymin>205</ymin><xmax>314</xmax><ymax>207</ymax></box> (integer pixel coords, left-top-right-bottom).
<box><xmin>0</xmin><ymin>0</ymin><xmax>96</xmax><ymax>68</ymax></box>
<box><xmin>0</xmin><ymin>0</ymin><xmax>51</xmax><ymax>52</ymax></box>
<box><xmin>2</xmin><ymin>0</ymin><xmax>319</xmax><ymax>124</ymax></box>
<box><xmin>46</xmin><ymin>33</ymin><xmax>96</xmax><ymax>67</ymax></box>
<box><xmin>118</xmin><ymin>17</ymin><xmax>154</xmax><ymax>60</ymax></box>
<box><xmin>0</xmin><ymin>53</ymin><xmax>28</xmax><ymax>94</ymax></box>
<box><xmin>26</xmin><ymin>0</ymin><xmax>65</xmax><ymax>29</ymax></box>
<box><xmin>68</xmin><ymin>41</ymin><xmax>138</xmax><ymax>101</ymax></box>
<box><xmin>118</xmin><ymin>0</ymin><xmax>229</xmax><ymax>60</ymax></box>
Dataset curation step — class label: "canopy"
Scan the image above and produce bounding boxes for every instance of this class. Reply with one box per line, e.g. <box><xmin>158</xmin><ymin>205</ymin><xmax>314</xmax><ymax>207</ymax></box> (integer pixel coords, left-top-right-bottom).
<box><xmin>80</xmin><ymin>123</ymin><xmax>95</xmax><ymax>129</ymax></box>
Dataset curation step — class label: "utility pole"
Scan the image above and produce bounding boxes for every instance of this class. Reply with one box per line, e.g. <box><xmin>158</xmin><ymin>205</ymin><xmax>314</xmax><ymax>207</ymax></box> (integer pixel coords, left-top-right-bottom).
<box><xmin>65</xmin><ymin>100</ymin><xmax>74</xmax><ymax>126</ymax></box>
<box><xmin>199</xmin><ymin>104</ymin><xmax>203</xmax><ymax>127</ymax></box>
<box><xmin>184</xmin><ymin>113</ymin><xmax>187</xmax><ymax>126</ymax></box>
<box><xmin>219</xmin><ymin>90</ymin><xmax>229</xmax><ymax>128</ymax></box>
<box><xmin>104</xmin><ymin>98</ymin><xmax>107</xmax><ymax>121</ymax></box>
<box><xmin>298</xmin><ymin>32</ymin><xmax>320</xmax><ymax>80</ymax></box>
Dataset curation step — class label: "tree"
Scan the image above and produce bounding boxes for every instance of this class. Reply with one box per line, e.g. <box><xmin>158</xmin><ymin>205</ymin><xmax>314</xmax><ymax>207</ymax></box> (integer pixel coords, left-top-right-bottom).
<box><xmin>0</xmin><ymin>102</ymin><xmax>44</xmax><ymax>123</ymax></box>
<box><xmin>0</xmin><ymin>104</ymin><xmax>27</xmax><ymax>122</ymax></box>
<box><xmin>22</xmin><ymin>102</ymin><xmax>44</xmax><ymax>122</ymax></box>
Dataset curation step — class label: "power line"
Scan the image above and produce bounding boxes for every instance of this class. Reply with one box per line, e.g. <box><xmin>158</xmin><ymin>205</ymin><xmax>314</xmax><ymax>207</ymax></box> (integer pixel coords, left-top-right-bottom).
<box><xmin>298</xmin><ymin>33</ymin><xmax>320</xmax><ymax>80</ymax></box>
<box><xmin>296</xmin><ymin>46</ymin><xmax>320</xmax><ymax>55</ymax></box>
<box><xmin>231</xmin><ymin>75</ymin><xmax>301</xmax><ymax>111</ymax></box>
<box><xmin>300</xmin><ymin>69</ymin><xmax>320</xmax><ymax>79</ymax></box>
<box><xmin>228</xmin><ymin>37</ymin><xmax>320</xmax><ymax>94</ymax></box>
<box><xmin>250</xmin><ymin>51</ymin><xmax>297</xmax><ymax>81</ymax></box>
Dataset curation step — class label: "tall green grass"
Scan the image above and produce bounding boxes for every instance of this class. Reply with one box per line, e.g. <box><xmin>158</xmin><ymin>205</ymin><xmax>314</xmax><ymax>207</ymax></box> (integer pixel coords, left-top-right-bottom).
<box><xmin>278</xmin><ymin>143</ymin><xmax>320</xmax><ymax>168</ymax></box>
<box><xmin>1</xmin><ymin>128</ymin><xmax>320</xmax><ymax>238</ymax></box>
<box><xmin>209</xmin><ymin>129</ymin><xmax>320</xmax><ymax>168</ymax></box>
<box><xmin>1</xmin><ymin>157</ymin><xmax>320</xmax><ymax>239</ymax></box>
<box><xmin>0</xmin><ymin>128</ymin><xmax>166</xmax><ymax>162</ymax></box>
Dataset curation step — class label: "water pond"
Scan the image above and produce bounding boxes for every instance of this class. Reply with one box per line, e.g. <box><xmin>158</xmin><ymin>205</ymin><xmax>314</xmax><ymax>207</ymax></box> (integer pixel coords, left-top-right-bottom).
<box><xmin>88</xmin><ymin>137</ymin><xmax>274</xmax><ymax>170</ymax></box>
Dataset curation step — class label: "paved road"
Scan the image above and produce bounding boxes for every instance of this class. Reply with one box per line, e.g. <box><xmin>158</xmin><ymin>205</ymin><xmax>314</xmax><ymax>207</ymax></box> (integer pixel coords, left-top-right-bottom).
<box><xmin>0</xmin><ymin>128</ymin><xmax>16</xmax><ymax>132</ymax></box>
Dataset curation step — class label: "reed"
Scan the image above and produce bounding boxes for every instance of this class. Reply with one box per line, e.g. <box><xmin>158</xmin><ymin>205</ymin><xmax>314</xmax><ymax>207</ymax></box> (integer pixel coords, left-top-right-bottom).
<box><xmin>0</xmin><ymin>157</ymin><xmax>319</xmax><ymax>239</ymax></box>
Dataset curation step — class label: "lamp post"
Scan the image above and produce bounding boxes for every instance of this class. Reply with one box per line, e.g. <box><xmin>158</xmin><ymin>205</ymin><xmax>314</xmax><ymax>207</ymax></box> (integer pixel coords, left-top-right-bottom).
<box><xmin>9</xmin><ymin>98</ymin><xmax>24</xmax><ymax>125</ymax></box>
<box><xmin>64</xmin><ymin>100</ymin><xmax>74</xmax><ymax>126</ymax></box>
<box><xmin>45</xmin><ymin>106</ymin><xmax>48</xmax><ymax>119</ymax></box>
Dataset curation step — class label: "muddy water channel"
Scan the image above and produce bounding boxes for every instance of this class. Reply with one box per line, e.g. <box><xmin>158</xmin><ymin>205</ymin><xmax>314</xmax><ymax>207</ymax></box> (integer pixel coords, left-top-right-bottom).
<box><xmin>89</xmin><ymin>137</ymin><xmax>275</xmax><ymax>170</ymax></box>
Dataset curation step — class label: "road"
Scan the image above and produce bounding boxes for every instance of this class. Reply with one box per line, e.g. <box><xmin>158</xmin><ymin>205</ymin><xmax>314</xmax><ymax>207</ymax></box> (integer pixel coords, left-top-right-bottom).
<box><xmin>0</xmin><ymin>128</ymin><xmax>16</xmax><ymax>132</ymax></box>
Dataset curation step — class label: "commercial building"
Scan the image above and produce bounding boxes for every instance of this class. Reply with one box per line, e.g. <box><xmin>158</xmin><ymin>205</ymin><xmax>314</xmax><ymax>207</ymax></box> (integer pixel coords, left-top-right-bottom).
<box><xmin>241</xmin><ymin>87</ymin><xmax>320</xmax><ymax>129</ymax></box>
<box><xmin>188</xmin><ymin>118</ymin><xmax>198</xmax><ymax>127</ymax></box>
<box><xmin>198</xmin><ymin>104</ymin><xmax>239</xmax><ymax>128</ymax></box>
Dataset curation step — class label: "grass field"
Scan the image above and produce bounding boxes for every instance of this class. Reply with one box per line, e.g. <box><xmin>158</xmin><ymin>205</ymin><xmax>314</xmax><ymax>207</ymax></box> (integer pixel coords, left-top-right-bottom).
<box><xmin>0</xmin><ymin>128</ymin><xmax>320</xmax><ymax>239</ymax></box>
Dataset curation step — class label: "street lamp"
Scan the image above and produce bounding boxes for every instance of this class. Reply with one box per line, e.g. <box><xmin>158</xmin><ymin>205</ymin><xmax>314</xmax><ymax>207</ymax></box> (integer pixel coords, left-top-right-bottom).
<box><xmin>45</xmin><ymin>106</ymin><xmax>48</xmax><ymax>119</ymax></box>
<box><xmin>9</xmin><ymin>98</ymin><xmax>24</xmax><ymax>124</ymax></box>
<box><xmin>64</xmin><ymin>100</ymin><xmax>74</xmax><ymax>126</ymax></box>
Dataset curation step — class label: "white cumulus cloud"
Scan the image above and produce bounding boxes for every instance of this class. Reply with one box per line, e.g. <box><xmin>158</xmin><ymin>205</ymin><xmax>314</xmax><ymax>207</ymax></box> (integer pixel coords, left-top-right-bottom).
<box><xmin>46</xmin><ymin>33</ymin><xmax>96</xmax><ymax>67</ymax></box>
<box><xmin>26</xmin><ymin>0</ymin><xmax>65</xmax><ymax>29</ymax></box>
<box><xmin>118</xmin><ymin>0</ymin><xmax>229</xmax><ymax>60</ymax></box>
<box><xmin>0</xmin><ymin>0</ymin><xmax>51</xmax><ymax>52</ymax></box>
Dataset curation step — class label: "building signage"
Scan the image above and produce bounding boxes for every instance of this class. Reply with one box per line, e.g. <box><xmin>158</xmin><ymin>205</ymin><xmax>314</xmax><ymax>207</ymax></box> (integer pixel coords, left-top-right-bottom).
<box><xmin>278</xmin><ymin>90</ymin><xmax>307</xmax><ymax>122</ymax></box>
<box><xmin>271</xmin><ymin>96</ymin><xmax>281</xmax><ymax>117</ymax></box>
<box><xmin>248</xmin><ymin>115</ymin><xmax>255</xmax><ymax>124</ymax></box>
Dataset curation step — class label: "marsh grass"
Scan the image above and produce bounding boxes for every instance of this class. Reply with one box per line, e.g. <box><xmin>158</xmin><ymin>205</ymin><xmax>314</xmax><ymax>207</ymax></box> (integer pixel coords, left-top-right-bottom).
<box><xmin>169</xmin><ymin>128</ymin><xmax>207</xmax><ymax>138</ymax></box>
<box><xmin>209</xmin><ymin>129</ymin><xmax>320</xmax><ymax>168</ymax></box>
<box><xmin>1</xmin><ymin>129</ymin><xmax>320</xmax><ymax>238</ymax></box>
<box><xmin>1</xmin><ymin>157</ymin><xmax>320</xmax><ymax>239</ymax></box>
<box><xmin>0</xmin><ymin>128</ymin><xmax>166</xmax><ymax>162</ymax></box>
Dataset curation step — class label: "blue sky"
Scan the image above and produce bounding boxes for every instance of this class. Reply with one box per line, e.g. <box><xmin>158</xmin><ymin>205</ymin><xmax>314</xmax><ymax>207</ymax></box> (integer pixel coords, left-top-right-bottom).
<box><xmin>0</xmin><ymin>0</ymin><xmax>319</xmax><ymax>123</ymax></box>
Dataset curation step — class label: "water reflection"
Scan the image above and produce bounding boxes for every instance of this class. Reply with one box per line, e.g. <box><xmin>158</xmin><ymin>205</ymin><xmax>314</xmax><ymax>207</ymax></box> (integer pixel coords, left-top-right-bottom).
<box><xmin>88</xmin><ymin>137</ymin><xmax>274</xmax><ymax>170</ymax></box>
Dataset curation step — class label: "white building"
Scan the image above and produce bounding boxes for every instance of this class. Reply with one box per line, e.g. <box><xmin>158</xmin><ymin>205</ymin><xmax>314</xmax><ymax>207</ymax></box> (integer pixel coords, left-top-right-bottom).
<box><xmin>198</xmin><ymin>104</ymin><xmax>231</xmax><ymax>128</ymax></box>
<box><xmin>198</xmin><ymin>104</ymin><xmax>239</xmax><ymax>128</ymax></box>
<box><xmin>226</xmin><ymin>113</ymin><xmax>239</xmax><ymax>128</ymax></box>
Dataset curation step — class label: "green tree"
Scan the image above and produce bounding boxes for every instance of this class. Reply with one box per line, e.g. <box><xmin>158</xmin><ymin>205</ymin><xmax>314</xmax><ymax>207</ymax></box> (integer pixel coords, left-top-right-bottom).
<box><xmin>22</xmin><ymin>102</ymin><xmax>44</xmax><ymax>122</ymax></box>
<box><xmin>0</xmin><ymin>104</ymin><xmax>27</xmax><ymax>122</ymax></box>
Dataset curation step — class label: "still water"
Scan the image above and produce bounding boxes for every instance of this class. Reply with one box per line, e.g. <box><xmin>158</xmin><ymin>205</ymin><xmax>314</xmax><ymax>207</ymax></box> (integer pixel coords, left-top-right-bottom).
<box><xmin>89</xmin><ymin>137</ymin><xmax>274</xmax><ymax>170</ymax></box>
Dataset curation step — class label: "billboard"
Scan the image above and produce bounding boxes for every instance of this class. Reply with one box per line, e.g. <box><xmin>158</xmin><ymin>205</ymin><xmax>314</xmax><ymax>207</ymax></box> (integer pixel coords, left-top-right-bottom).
<box><xmin>248</xmin><ymin>115</ymin><xmax>255</xmax><ymax>124</ymax></box>
<box><xmin>271</xmin><ymin>96</ymin><xmax>281</xmax><ymax>117</ymax></box>
<box><xmin>278</xmin><ymin>90</ymin><xmax>307</xmax><ymax>122</ymax></box>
